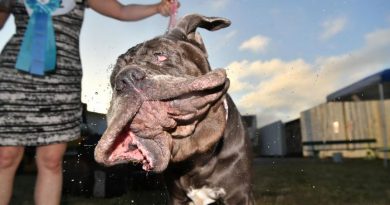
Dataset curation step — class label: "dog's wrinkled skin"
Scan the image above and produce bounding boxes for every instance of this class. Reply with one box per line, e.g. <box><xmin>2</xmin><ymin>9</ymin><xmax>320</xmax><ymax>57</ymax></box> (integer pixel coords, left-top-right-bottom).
<box><xmin>94</xmin><ymin>14</ymin><xmax>255</xmax><ymax>205</ymax></box>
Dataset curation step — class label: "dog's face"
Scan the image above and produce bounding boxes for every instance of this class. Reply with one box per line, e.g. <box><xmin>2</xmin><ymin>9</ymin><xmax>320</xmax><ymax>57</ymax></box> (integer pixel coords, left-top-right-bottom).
<box><xmin>94</xmin><ymin>14</ymin><xmax>231</xmax><ymax>172</ymax></box>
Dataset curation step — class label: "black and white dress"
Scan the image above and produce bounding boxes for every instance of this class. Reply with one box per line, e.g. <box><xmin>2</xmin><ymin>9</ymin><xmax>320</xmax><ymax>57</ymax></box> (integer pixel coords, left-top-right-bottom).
<box><xmin>0</xmin><ymin>0</ymin><xmax>86</xmax><ymax>146</ymax></box>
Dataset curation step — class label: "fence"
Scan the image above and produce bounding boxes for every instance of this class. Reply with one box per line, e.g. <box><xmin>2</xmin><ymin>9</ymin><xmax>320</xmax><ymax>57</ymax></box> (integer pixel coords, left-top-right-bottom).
<box><xmin>300</xmin><ymin>100</ymin><xmax>390</xmax><ymax>158</ymax></box>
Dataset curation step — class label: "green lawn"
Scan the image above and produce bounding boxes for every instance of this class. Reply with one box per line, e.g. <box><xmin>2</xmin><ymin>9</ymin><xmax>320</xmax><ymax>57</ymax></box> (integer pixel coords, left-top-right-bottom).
<box><xmin>253</xmin><ymin>158</ymin><xmax>390</xmax><ymax>205</ymax></box>
<box><xmin>11</xmin><ymin>158</ymin><xmax>390</xmax><ymax>205</ymax></box>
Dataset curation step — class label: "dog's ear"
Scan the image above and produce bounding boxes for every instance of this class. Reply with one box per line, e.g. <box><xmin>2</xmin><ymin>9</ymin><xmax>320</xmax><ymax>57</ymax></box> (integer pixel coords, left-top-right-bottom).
<box><xmin>187</xmin><ymin>32</ymin><xmax>207</xmax><ymax>54</ymax></box>
<box><xmin>175</xmin><ymin>14</ymin><xmax>231</xmax><ymax>35</ymax></box>
<box><xmin>168</xmin><ymin>14</ymin><xmax>231</xmax><ymax>52</ymax></box>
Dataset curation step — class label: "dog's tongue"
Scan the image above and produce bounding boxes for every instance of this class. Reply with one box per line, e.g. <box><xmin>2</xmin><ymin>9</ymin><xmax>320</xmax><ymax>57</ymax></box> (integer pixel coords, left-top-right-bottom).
<box><xmin>108</xmin><ymin>131</ymin><xmax>144</xmax><ymax>162</ymax></box>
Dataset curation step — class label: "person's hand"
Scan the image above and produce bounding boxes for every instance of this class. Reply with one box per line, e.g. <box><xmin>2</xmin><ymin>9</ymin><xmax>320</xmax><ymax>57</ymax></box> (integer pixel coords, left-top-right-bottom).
<box><xmin>157</xmin><ymin>0</ymin><xmax>180</xmax><ymax>17</ymax></box>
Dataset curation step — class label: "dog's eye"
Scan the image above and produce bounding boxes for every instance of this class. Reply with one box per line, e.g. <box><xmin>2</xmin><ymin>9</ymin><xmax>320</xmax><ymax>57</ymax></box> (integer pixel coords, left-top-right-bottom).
<box><xmin>154</xmin><ymin>52</ymin><xmax>168</xmax><ymax>62</ymax></box>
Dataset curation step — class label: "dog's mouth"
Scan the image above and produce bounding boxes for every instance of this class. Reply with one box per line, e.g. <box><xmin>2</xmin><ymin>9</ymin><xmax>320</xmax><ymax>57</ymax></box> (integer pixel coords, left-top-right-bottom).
<box><xmin>94</xmin><ymin>100</ymin><xmax>173</xmax><ymax>172</ymax></box>
<box><xmin>108</xmin><ymin>127</ymin><xmax>154</xmax><ymax>171</ymax></box>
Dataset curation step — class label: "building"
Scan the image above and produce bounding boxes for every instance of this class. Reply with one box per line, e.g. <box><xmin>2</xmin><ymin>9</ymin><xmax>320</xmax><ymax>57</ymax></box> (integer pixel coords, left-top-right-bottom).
<box><xmin>242</xmin><ymin>115</ymin><xmax>258</xmax><ymax>146</ymax></box>
<box><xmin>255</xmin><ymin>119</ymin><xmax>303</xmax><ymax>157</ymax></box>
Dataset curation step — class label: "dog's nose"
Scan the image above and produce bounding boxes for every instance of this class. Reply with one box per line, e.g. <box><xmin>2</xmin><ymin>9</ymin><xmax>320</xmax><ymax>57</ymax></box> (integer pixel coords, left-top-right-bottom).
<box><xmin>115</xmin><ymin>67</ymin><xmax>146</xmax><ymax>92</ymax></box>
<box><xmin>129</xmin><ymin>68</ymin><xmax>146</xmax><ymax>81</ymax></box>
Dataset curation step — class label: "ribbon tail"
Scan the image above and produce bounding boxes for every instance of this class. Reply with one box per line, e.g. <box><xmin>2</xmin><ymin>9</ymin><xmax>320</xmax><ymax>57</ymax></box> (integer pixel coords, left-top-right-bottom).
<box><xmin>16</xmin><ymin>0</ymin><xmax>60</xmax><ymax>76</ymax></box>
<box><xmin>15</xmin><ymin>13</ymin><xmax>36</xmax><ymax>73</ymax></box>
<box><xmin>45</xmin><ymin>17</ymin><xmax>56</xmax><ymax>72</ymax></box>
<box><xmin>29</xmin><ymin>11</ymin><xmax>48</xmax><ymax>76</ymax></box>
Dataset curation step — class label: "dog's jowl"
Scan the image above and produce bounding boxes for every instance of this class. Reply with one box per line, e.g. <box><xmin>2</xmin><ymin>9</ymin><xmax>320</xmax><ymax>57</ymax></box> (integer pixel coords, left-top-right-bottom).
<box><xmin>94</xmin><ymin>14</ymin><xmax>255</xmax><ymax>205</ymax></box>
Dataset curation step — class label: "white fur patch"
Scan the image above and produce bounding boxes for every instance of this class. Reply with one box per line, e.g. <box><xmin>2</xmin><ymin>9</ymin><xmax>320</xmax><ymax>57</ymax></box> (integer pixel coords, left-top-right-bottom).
<box><xmin>223</xmin><ymin>98</ymin><xmax>228</xmax><ymax>121</ymax></box>
<box><xmin>187</xmin><ymin>186</ymin><xmax>226</xmax><ymax>205</ymax></box>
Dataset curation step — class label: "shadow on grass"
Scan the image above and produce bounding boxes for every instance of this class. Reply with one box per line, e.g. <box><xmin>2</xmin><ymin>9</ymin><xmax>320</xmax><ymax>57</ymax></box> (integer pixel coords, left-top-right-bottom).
<box><xmin>12</xmin><ymin>174</ymin><xmax>168</xmax><ymax>205</ymax></box>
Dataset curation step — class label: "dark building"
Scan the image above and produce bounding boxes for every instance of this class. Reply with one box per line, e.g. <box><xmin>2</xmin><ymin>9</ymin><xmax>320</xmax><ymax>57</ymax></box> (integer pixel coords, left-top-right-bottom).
<box><xmin>284</xmin><ymin>119</ymin><xmax>303</xmax><ymax>157</ymax></box>
<box><xmin>242</xmin><ymin>115</ymin><xmax>258</xmax><ymax>145</ymax></box>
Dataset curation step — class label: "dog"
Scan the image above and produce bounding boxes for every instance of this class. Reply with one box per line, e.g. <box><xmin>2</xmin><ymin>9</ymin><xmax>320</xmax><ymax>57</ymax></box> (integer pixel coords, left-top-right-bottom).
<box><xmin>94</xmin><ymin>14</ymin><xmax>255</xmax><ymax>205</ymax></box>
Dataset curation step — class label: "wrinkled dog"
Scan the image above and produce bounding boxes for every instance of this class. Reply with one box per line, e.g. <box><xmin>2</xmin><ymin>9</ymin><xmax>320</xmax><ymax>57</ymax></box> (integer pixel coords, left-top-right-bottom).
<box><xmin>94</xmin><ymin>14</ymin><xmax>255</xmax><ymax>205</ymax></box>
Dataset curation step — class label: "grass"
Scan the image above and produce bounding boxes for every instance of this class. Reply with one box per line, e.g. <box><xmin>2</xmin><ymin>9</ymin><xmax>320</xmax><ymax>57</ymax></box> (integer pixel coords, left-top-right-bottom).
<box><xmin>10</xmin><ymin>158</ymin><xmax>390</xmax><ymax>205</ymax></box>
<box><xmin>253</xmin><ymin>158</ymin><xmax>390</xmax><ymax>205</ymax></box>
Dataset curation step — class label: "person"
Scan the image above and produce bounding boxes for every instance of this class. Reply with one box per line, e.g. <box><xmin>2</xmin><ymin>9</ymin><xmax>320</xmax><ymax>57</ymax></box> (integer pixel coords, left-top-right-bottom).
<box><xmin>0</xmin><ymin>0</ymin><xmax>178</xmax><ymax>204</ymax></box>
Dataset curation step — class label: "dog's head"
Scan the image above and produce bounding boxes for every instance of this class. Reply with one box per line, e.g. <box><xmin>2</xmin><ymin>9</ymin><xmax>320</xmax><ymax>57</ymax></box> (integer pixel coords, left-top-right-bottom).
<box><xmin>94</xmin><ymin>14</ymin><xmax>231</xmax><ymax>172</ymax></box>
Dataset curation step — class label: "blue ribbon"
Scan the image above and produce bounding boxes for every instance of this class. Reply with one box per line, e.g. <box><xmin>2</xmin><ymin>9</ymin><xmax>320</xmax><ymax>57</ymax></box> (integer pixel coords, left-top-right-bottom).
<box><xmin>15</xmin><ymin>0</ymin><xmax>59</xmax><ymax>76</ymax></box>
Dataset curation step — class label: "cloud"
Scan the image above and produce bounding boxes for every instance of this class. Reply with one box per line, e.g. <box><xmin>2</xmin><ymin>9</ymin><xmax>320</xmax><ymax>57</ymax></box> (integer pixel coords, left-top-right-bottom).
<box><xmin>227</xmin><ymin>59</ymin><xmax>319</xmax><ymax>126</ymax></box>
<box><xmin>320</xmin><ymin>17</ymin><xmax>347</xmax><ymax>40</ymax></box>
<box><xmin>239</xmin><ymin>35</ymin><xmax>270</xmax><ymax>53</ymax></box>
<box><xmin>210</xmin><ymin>0</ymin><xmax>230</xmax><ymax>10</ymax></box>
<box><xmin>224</xmin><ymin>30</ymin><xmax>238</xmax><ymax>41</ymax></box>
<box><xmin>315</xmin><ymin>27</ymin><xmax>390</xmax><ymax>85</ymax></box>
<box><xmin>227</xmin><ymin>28</ymin><xmax>390</xmax><ymax>127</ymax></box>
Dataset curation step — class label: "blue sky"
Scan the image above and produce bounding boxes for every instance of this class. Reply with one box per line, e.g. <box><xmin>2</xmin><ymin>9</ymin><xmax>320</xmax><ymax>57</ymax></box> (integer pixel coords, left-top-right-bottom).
<box><xmin>1</xmin><ymin>0</ymin><xmax>390</xmax><ymax>127</ymax></box>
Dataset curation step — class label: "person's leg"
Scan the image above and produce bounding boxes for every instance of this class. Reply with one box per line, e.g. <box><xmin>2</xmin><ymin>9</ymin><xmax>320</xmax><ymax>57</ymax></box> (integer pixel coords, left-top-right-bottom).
<box><xmin>35</xmin><ymin>143</ymin><xmax>67</xmax><ymax>205</ymax></box>
<box><xmin>0</xmin><ymin>146</ymin><xmax>25</xmax><ymax>205</ymax></box>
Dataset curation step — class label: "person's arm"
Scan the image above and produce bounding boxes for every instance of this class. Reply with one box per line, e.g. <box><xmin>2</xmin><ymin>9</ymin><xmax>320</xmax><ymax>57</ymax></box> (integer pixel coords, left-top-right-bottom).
<box><xmin>0</xmin><ymin>11</ymin><xmax>10</xmax><ymax>30</ymax></box>
<box><xmin>87</xmin><ymin>0</ymin><xmax>174</xmax><ymax>21</ymax></box>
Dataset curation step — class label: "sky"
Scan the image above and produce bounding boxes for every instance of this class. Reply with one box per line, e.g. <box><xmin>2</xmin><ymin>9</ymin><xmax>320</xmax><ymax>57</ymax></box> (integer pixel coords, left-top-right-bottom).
<box><xmin>1</xmin><ymin>0</ymin><xmax>390</xmax><ymax>127</ymax></box>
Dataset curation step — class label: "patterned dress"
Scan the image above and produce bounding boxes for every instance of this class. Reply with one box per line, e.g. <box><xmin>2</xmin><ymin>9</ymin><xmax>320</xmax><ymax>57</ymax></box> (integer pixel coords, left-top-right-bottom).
<box><xmin>0</xmin><ymin>0</ymin><xmax>86</xmax><ymax>146</ymax></box>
